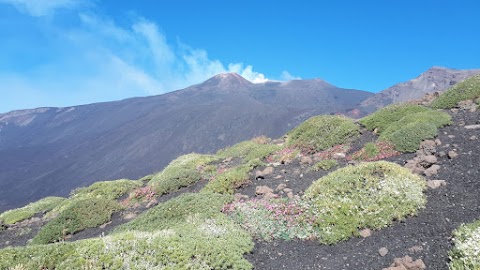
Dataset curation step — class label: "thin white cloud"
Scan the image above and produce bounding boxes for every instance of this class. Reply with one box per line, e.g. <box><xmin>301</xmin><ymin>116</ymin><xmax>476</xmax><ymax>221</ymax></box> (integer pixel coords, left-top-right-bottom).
<box><xmin>0</xmin><ymin>0</ymin><xmax>84</xmax><ymax>16</ymax></box>
<box><xmin>280</xmin><ymin>71</ymin><xmax>302</xmax><ymax>81</ymax></box>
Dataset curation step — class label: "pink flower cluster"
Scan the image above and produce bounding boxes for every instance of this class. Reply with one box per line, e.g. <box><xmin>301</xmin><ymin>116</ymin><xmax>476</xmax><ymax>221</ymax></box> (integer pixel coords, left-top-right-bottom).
<box><xmin>132</xmin><ymin>186</ymin><xmax>156</xmax><ymax>200</ymax></box>
<box><xmin>223</xmin><ymin>198</ymin><xmax>315</xmax><ymax>227</ymax></box>
<box><xmin>348</xmin><ymin>141</ymin><xmax>399</xmax><ymax>161</ymax></box>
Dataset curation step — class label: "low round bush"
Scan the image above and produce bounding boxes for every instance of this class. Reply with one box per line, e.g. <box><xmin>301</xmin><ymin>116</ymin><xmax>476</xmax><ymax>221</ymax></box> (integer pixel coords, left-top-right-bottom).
<box><xmin>311</xmin><ymin>159</ymin><xmax>338</xmax><ymax>171</ymax></box>
<box><xmin>32</xmin><ymin>197</ymin><xmax>122</xmax><ymax>245</ymax></box>
<box><xmin>148</xmin><ymin>153</ymin><xmax>215</xmax><ymax>195</ymax></box>
<box><xmin>304</xmin><ymin>161</ymin><xmax>426</xmax><ymax>244</ymax></box>
<box><xmin>359</xmin><ymin>103</ymin><xmax>430</xmax><ymax>133</ymax></box>
<box><xmin>360</xmin><ymin>104</ymin><xmax>451</xmax><ymax>153</ymax></box>
<box><xmin>1</xmin><ymin>225</ymin><xmax>254</xmax><ymax>269</ymax></box>
<box><xmin>286</xmin><ymin>115</ymin><xmax>359</xmax><ymax>153</ymax></box>
<box><xmin>72</xmin><ymin>179</ymin><xmax>142</xmax><ymax>200</ymax></box>
<box><xmin>0</xmin><ymin>197</ymin><xmax>65</xmax><ymax>225</ymax></box>
<box><xmin>381</xmin><ymin>122</ymin><xmax>438</xmax><ymax>153</ymax></box>
<box><xmin>1</xmin><ymin>193</ymin><xmax>254</xmax><ymax>269</ymax></box>
<box><xmin>431</xmin><ymin>75</ymin><xmax>480</xmax><ymax>109</ymax></box>
<box><xmin>114</xmin><ymin>192</ymin><xmax>232</xmax><ymax>233</ymax></box>
<box><xmin>380</xmin><ymin>110</ymin><xmax>452</xmax><ymax>139</ymax></box>
<box><xmin>449</xmin><ymin>219</ymin><xmax>480</xmax><ymax>270</ymax></box>
<box><xmin>216</xmin><ymin>140</ymin><xmax>280</xmax><ymax>163</ymax></box>
<box><xmin>202</xmin><ymin>165</ymin><xmax>251</xmax><ymax>194</ymax></box>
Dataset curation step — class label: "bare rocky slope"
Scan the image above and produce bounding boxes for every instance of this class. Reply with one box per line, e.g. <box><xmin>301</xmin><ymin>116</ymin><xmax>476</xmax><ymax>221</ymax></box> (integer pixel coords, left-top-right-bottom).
<box><xmin>0</xmin><ymin>73</ymin><xmax>372</xmax><ymax>212</ymax></box>
<box><xmin>361</xmin><ymin>67</ymin><xmax>480</xmax><ymax>112</ymax></box>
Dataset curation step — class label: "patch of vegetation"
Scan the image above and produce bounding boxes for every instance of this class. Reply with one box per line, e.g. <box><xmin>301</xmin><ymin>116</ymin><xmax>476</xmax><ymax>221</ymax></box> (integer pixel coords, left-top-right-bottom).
<box><xmin>223</xmin><ymin>198</ymin><xmax>317</xmax><ymax>241</ymax></box>
<box><xmin>251</xmin><ymin>135</ymin><xmax>271</xmax><ymax>144</ymax></box>
<box><xmin>31</xmin><ymin>197</ymin><xmax>122</xmax><ymax>245</ymax></box>
<box><xmin>266</xmin><ymin>147</ymin><xmax>300</xmax><ymax>164</ymax></box>
<box><xmin>380</xmin><ymin>110</ymin><xmax>452</xmax><ymax>139</ymax></box>
<box><xmin>112</xmin><ymin>192</ymin><xmax>253</xmax><ymax>269</ymax></box>
<box><xmin>349</xmin><ymin>141</ymin><xmax>399</xmax><ymax>161</ymax></box>
<box><xmin>359</xmin><ymin>103</ymin><xmax>430</xmax><ymax>133</ymax></box>
<box><xmin>0</xmin><ymin>226</ymin><xmax>253</xmax><ymax>269</ymax></box>
<box><xmin>431</xmin><ymin>75</ymin><xmax>480</xmax><ymax>109</ymax></box>
<box><xmin>0</xmin><ymin>193</ymin><xmax>253</xmax><ymax>269</ymax></box>
<box><xmin>0</xmin><ymin>197</ymin><xmax>65</xmax><ymax>225</ymax></box>
<box><xmin>449</xmin><ymin>219</ymin><xmax>480</xmax><ymax>270</ymax></box>
<box><xmin>138</xmin><ymin>173</ymin><xmax>155</xmax><ymax>183</ymax></box>
<box><xmin>115</xmin><ymin>192</ymin><xmax>231</xmax><ymax>232</ymax></box>
<box><xmin>304</xmin><ymin>161</ymin><xmax>426</xmax><ymax>244</ymax></box>
<box><xmin>311</xmin><ymin>159</ymin><xmax>338</xmax><ymax>171</ymax></box>
<box><xmin>216</xmin><ymin>139</ymin><xmax>281</xmax><ymax>165</ymax></box>
<box><xmin>360</xmin><ymin>104</ymin><xmax>452</xmax><ymax>153</ymax></box>
<box><xmin>0</xmin><ymin>242</ymin><xmax>76</xmax><ymax>269</ymax></box>
<box><xmin>72</xmin><ymin>179</ymin><xmax>142</xmax><ymax>200</ymax></box>
<box><xmin>46</xmin><ymin>179</ymin><xmax>141</xmax><ymax>219</ymax></box>
<box><xmin>381</xmin><ymin>122</ymin><xmax>438</xmax><ymax>153</ymax></box>
<box><xmin>201</xmin><ymin>139</ymin><xmax>280</xmax><ymax>195</ymax></box>
<box><xmin>363</xmin><ymin>142</ymin><xmax>380</xmax><ymax>157</ymax></box>
<box><xmin>202</xmin><ymin>165</ymin><xmax>251</xmax><ymax>194</ymax></box>
<box><xmin>286</xmin><ymin>115</ymin><xmax>359</xmax><ymax>153</ymax></box>
<box><xmin>148</xmin><ymin>153</ymin><xmax>216</xmax><ymax>195</ymax></box>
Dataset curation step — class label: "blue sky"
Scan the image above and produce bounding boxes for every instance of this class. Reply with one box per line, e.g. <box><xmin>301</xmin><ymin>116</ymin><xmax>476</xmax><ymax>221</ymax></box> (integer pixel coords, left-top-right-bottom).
<box><xmin>0</xmin><ymin>0</ymin><xmax>479</xmax><ymax>113</ymax></box>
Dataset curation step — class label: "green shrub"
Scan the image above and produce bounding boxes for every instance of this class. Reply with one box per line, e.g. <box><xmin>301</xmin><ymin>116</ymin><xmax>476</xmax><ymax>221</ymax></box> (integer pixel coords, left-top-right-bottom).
<box><xmin>304</xmin><ymin>161</ymin><xmax>426</xmax><ymax>244</ymax></box>
<box><xmin>148</xmin><ymin>153</ymin><xmax>216</xmax><ymax>195</ymax></box>
<box><xmin>72</xmin><ymin>179</ymin><xmax>142</xmax><ymax>200</ymax></box>
<box><xmin>360</xmin><ymin>104</ymin><xmax>451</xmax><ymax>153</ymax></box>
<box><xmin>381</xmin><ymin>122</ymin><xmax>438</xmax><ymax>153</ymax></box>
<box><xmin>1</xmin><ymin>193</ymin><xmax>253</xmax><ymax>269</ymax></box>
<box><xmin>202</xmin><ymin>165</ymin><xmax>251</xmax><ymax>195</ymax></box>
<box><xmin>311</xmin><ymin>159</ymin><xmax>338</xmax><ymax>171</ymax></box>
<box><xmin>0</xmin><ymin>226</ymin><xmax>253</xmax><ymax>269</ymax></box>
<box><xmin>138</xmin><ymin>174</ymin><xmax>155</xmax><ymax>182</ymax></box>
<box><xmin>114</xmin><ymin>192</ymin><xmax>231</xmax><ymax>233</ymax></box>
<box><xmin>359</xmin><ymin>103</ymin><xmax>430</xmax><ymax>133</ymax></box>
<box><xmin>431</xmin><ymin>75</ymin><xmax>480</xmax><ymax>109</ymax></box>
<box><xmin>32</xmin><ymin>197</ymin><xmax>122</xmax><ymax>245</ymax></box>
<box><xmin>286</xmin><ymin>115</ymin><xmax>359</xmax><ymax>153</ymax></box>
<box><xmin>0</xmin><ymin>197</ymin><xmax>65</xmax><ymax>225</ymax></box>
<box><xmin>449</xmin><ymin>220</ymin><xmax>480</xmax><ymax>270</ymax></box>
<box><xmin>46</xmin><ymin>179</ymin><xmax>141</xmax><ymax>219</ymax></box>
<box><xmin>363</xmin><ymin>142</ymin><xmax>380</xmax><ymax>158</ymax></box>
<box><xmin>380</xmin><ymin>110</ymin><xmax>452</xmax><ymax>138</ymax></box>
<box><xmin>0</xmin><ymin>242</ymin><xmax>76</xmax><ymax>270</ymax></box>
<box><xmin>216</xmin><ymin>140</ymin><xmax>280</xmax><ymax>165</ymax></box>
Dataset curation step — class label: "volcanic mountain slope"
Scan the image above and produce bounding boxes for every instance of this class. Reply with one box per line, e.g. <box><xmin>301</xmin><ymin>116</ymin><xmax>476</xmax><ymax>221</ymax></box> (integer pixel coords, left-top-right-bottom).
<box><xmin>361</xmin><ymin>66</ymin><xmax>480</xmax><ymax>112</ymax></box>
<box><xmin>0</xmin><ymin>73</ymin><xmax>372</xmax><ymax>212</ymax></box>
<box><xmin>0</xmin><ymin>78</ymin><xmax>479</xmax><ymax>269</ymax></box>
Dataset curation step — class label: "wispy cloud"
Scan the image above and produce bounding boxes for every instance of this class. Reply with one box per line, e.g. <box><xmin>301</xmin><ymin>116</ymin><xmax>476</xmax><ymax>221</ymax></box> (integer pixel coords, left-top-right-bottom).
<box><xmin>75</xmin><ymin>13</ymin><xmax>270</xmax><ymax>93</ymax></box>
<box><xmin>280</xmin><ymin>71</ymin><xmax>302</xmax><ymax>81</ymax></box>
<box><xmin>0</xmin><ymin>0</ymin><xmax>84</xmax><ymax>16</ymax></box>
<box><xmin>0</xmin><ymin>3</ymin><xmax>298</xmax><ymax>112</ymax></box>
